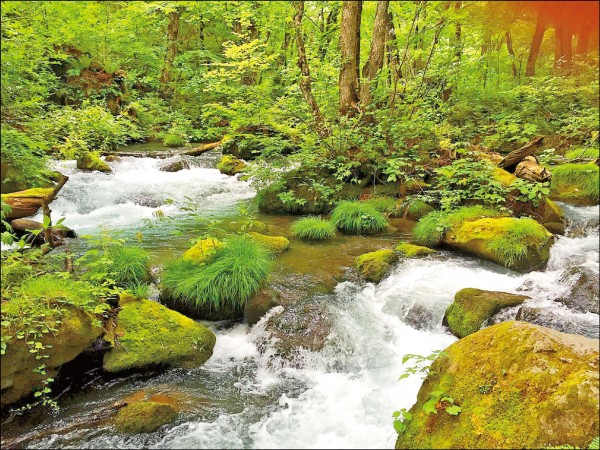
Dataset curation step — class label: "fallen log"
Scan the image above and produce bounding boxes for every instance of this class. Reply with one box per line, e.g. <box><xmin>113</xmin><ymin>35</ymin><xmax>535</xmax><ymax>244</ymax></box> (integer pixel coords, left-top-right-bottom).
<box><xmin>1</xmin><ymin>174</ymin><xmax>68</xmax><ymax>221</ymax></box>
<box><xmin>514</xmin><ymin>156</ymin><xmax>552</xmax><ymax>182</ymax></box>
<box><xmin>498</xmin><ymin>136</ymin><xmax>544</xmax><ymax>171</ymax></box>
<box><xmin>185</xmin><ymin>141</ymin><xmax>222</xmax><ymax>156</ymax></box>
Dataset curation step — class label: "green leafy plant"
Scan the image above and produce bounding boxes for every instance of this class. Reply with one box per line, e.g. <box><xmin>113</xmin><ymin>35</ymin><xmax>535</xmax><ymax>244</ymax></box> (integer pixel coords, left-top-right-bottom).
<box><xmin>422</xmin><ymin>390</ymin><xmax>462</xmax><ymax>416</ymax></box>
<box><xmin>392</xmin><ymin>408</ymin><xmax>413</xmax><ymax>435</ymax></box>
<box><xmin>399</xmin><ymin>350</ymin><xmax>446</xmax><ymax>380</ymax></box>
<box><xmin>511</xmin><ymin>179</ymin><xmax>550</xmax><ymax>207</ymax></box>
<box><xmin>291</xmin><ymin>217</ymin><xmax>337</xmax><ymax>241</ymax></box>
<box><xmin>331</xmin><ymin>201</ymin><xmax>388</xmax><ymax>235</ymax></box>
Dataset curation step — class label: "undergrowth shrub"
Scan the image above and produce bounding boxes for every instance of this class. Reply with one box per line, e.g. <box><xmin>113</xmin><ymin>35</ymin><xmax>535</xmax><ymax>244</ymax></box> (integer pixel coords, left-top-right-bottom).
<box><xmin>291</xmin><ymin>217</ymin><xmax>337</xmax><ymax>241</ymax></box>
<box><xmin>161</xmin><ymin>235</ymin><xmax>272</xmax><ymax>313</ymax></box>
<box><xmin>362</xmin><ymin>196</ymin><xmax>401</xmax><ymax>216</ymax></box>
<box><xmin>331</xmin><ymin>201</ymin><xmax>388</xmax><ymax>235</ymax></box>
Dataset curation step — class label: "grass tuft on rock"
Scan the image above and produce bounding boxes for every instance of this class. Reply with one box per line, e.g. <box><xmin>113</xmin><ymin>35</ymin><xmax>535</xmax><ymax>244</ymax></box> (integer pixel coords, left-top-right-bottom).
<box><xmin>106</xmin><ymin>246</ymin><xmax>151</xmax><ymax>288</ymax></box>
<box><xmin>291</xmin><ymin>217</ymin><xmax>337</xmax><ymax>241</ymax></box>
<box><xmin>331</xmin><ymin>201</ymin><xmax>388</xmax><ymax>235</ymax></box>
<box><xmin>485</xmin><ymin>218</ymin><xmax>551</xmax><ymax>268</ymax></box>
<box><xmin>550</xmin><ymin>163</ymin><xmax>599</xmax><ymax>205</ymax></box>
<box><xmin>161</xmin><ymin>235</ymin><xmax>272</xmax><ymax>313</ymax></box>
<box><xmin>362</xmin><ymin>196</ymin><xmax>400</xmax><ymax>216</ymax></box>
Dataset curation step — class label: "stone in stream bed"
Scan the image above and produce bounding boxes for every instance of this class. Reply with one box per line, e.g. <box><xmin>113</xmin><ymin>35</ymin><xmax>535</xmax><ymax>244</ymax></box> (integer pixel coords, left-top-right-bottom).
<box><xmin>395</xmin><ymin>321</ymin><xmax>600</xmax><ymax>449</ymax></box>
<box><xmin>355</xmin><ymin>249</ymin><xmax>399</xmax><ymax>283</ymax></box>
<box><xmin>515</xmin><ymin>306</ymin><xmax>599</xmax><ymax>339</ymax></box>
<box><xmin>555</xmin><ymin>266</ymin><xmax>599</xmax><ymax>314</ymax></box>
<box><xmin>217</xmin><ymin>155</ymin><xmax>246</xmax><ymax>175</ymax></box>
<box><xmin>248</xmin><ymin>232</ymin><xmax>290</xmax><ymax>254</ymax></box>
<box><xmin>443</xmin><ymin>288</ymin><xmax>529</xmax><ymax>338</ymax></box>
<box><xmin>76</xmin><ymin>152</ymin><xmax>112</xmax><ymax>172</ymax></box>
<box><xmin>395</xmin><ymin>242</ymin><xmax>436</xmax><ymax>258</ymax></box>
<box><xmin>244</xmin><ymin>286</ymin><xmax>282</xmax><ymax>326</ymax></box>
<box><xmin>114</xmin><ymin>401</ymin><xmax>177</xmax><ymax>433</ymax></box>
<box><xmin>159</xmin><ymin>159</ymin><xmax>190</xmax><ymax>172</ymax></box>
<box><xmin>102</xmin><ymin>299</ymin><xmax>216</xmax><ymax>373</ymax></box>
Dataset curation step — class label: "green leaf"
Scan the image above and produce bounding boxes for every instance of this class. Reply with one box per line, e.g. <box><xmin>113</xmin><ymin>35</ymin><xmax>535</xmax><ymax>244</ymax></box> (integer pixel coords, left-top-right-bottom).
<box><xmin>445</xmin><ymin>405</ymin><xmax>462</xmax><ymax>415</ymax></box>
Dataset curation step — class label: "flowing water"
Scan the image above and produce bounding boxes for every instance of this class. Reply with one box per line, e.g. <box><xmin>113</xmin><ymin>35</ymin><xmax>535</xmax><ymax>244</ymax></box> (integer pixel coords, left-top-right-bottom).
<box><xmin>2</xmin><ymin>153</ymin><xmax>599</xmax><ymax>449</ymax></box>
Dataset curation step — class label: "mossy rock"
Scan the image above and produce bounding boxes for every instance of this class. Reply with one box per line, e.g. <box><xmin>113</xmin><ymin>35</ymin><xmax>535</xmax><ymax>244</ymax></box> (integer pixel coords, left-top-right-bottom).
<box><xmin>244</xmin><ymin>286</ymin><xmax>282</xmax><ymax>326</ymax></box>
<box><xmin>1</xmin><ymin>308</ymin><xmax>102</xmax><ymax>406</ymax></box>
<box><xmin>182</xmin><ymin>238</ymin><xmax>223</xmax><ymax>264</ymax></box>
<box><xmin>443</xmin><ymin>288</ymin><xmax>529</xmax><ymax>338</ymax></box>
<box><xmin>399</xmin><ymin>179</ymin><xmax>430</xmax><ymax>196</ymax></box>
<box><xmin>399</xmin><ymin>199</ymin><xmax>435</xmax><ymax>221</ymax></box>
<box><xmin>355</xmin><ymin>249</ymin><xmax>399</xmax><ymax>283</ymax></box>
<box><xmin>248</xmin><ymin>232</ymin><xmax>290</xmax><ymax>254</ymax></box>
<box><xmin>395</xmin><ymin>242</ymin><xmax>436</xmax><ymax>258</ymax></box>
<box><xmin>76</xmin><ymin>152</ymin><xmax>112</xmax><ymax>172</ymax></box>
<box><xmin>114</xmin><ymin>401</ymin><xmax>177</xmax><ymax>433</ymax></box>
<box><xmin>217</xmin><ymin>155</ymin><xmax>247</xmax><ymax>176</ymax></box>
<box><xmin>395</xmin><ymin>321</ymin><xmax>600</xmax><ymax>449</ymax></box>
<box><xmin>442</xmin><ymin>217</ymin><xmax>554</xmax><ymax>272</ymax></box>
<box><xmin>492</xmin><ymin>166</ymin><xmax>518</xmax><ymax>187</ymax></box>
<box><xmin>550</xmin><ymin>163</ymin><xmax>599</xmax><ymax>206</ymax></box>
<box><xmin>102</xmin><ymin>299</ymin><xmax>216</xmax><ymax>373</ymax></box>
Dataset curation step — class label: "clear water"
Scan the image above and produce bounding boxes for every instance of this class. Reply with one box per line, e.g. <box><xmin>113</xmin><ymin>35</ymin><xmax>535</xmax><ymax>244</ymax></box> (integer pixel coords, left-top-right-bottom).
<box><xmin>2</xmin><ymin>156</ymin><xmax>598</xmax><ymax>449</ymax></box>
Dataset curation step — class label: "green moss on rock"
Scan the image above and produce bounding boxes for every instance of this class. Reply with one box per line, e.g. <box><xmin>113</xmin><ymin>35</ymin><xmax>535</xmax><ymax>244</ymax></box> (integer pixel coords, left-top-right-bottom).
<box><xmin>395</xmin><ymin>321</ymin><xmax>600</xmax><ymax>449</ymax></box>
<box><xmin>114</xmin><ymin>401</ymin><xmax>177</xmax><ymax>433</ymax></box>
<box><xmin>355</xmin><ymin>249</ymin><xmax>399</xmax><ymax>283</ymax></box>
<box><xmin>76</xmin><ymin>152</ymin><xmax>112</xmax><ymax>172</ymax></box>
<box><xmin>217</xmin><ymin>155</ymin><xmax>247</xmax><ymax>175</ymax></box>
<box><xmin>248</xmin><ymin>232</ymin><xmax>290</xmax><ymax>254</ymax></box>
<box><xmin>550</xmin><ymin>163</ymin><xmax>599</xmax><ymax>206</ymax></box>
<box><xmin>102</xmin><ymin>299</ymin><xmax>216</xmax><ymax>373</ymax></box>
<box><xmin>182</xmin><ymin>238</ymin><xmax>223</xmax><ymax>264</ymax></box>
<box><xmin>443</xmin><ymin>288</ymin><xmax>529</xmax><ymax>338</ymax></box>
<box><xmin>395</xmin><ymin>242</ymin><xmax>436</xmax><ymax>258</ymax></box>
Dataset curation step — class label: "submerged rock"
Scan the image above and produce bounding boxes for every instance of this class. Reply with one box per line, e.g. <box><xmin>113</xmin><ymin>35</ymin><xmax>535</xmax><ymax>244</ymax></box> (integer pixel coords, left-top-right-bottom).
<box><xmin>217</xmin><ymin>155</ymin><xmax>246</xmax><ymax>175</ymax></box>
<box><xmin>244</xmin><ymin>287</ymin><xmax>282</xmax><ymax>326</ymax></box>
<box><xmin>442</xmin><ymin>217</ymin><xmax>554</xmax><ymax>272</ymax></box>
<box><xmin>355</xmin><ymin>249</ymin><xmax>399</xmax><ymax>283</ymax></box>
<box><xmin>556</xmin><ymin>266</ymin><xmax>599</xmax><ymax>314</ymax></box>
<box><xmin>1</xmin><ymin>308</ymin><xmax>102</xmax><ymax>406</ymax></box>
<box><xmin>159</xmin><ymin>159</ymin><xmax>190</xmax><ymax>172</ymax></box>
<box><xmin>114</xmin><ymin>401</ymin><xmax>177</xmax><ymax>433</ymax></box>
<box><xmin>102</xmin><ymin>299</ymin><xmax>216</xmax><ymax>373</ymax></box>
<box><xmin>76</xmin><ymin>152</ymin><xmax>112</xmax><ymax>172</ymax></box>
<box><xmin>395</xmin><ymin>321</ymin><xmax>600</xmax><ymax>449</ymax></box>
<box><xmin>443</xmin><ymin>288</ymin><xmax>529</xmax><ymax>338</ymax></box>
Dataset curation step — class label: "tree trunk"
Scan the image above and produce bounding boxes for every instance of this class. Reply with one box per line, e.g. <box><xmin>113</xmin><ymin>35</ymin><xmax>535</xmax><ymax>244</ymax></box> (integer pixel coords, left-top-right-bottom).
<box><xmin>454</xmin><ymin>1</ymin><xmax>462</xmax><ymax>59</ymax></box>
<box><xmin>360</xmin><ymin>1</ymin><xmax>389</xmax><ymax>111</ymax></box>
<box><xmin>293</xmin><ymin>1</ymin><xmax>328</xmax><ymax>137</ymax></box>
<box><xmin>339</xmin><ymin>0</ymin><xmax>362</xmax><ymax>117</ymax></box>
<box><xmin>159</xmin><ymin>9</ymin><xmax>180</xmax><ymax>98</ymax></box>
<box><xmin>576</xmin><ymin>27</ymin><xmax>590</xmax><ymax>55</ymax></box>
<box><xmin>554</xmin><ymin>25</ymin><xmax>564</xmax><ymax>70</ymax></box>
<box><xmin>505</xmin><ymin>31</ymin><xmax>518</xmax><ymax>79</ymax></box>
<box><xmin>561</xmin><ymin>26</ymin><xmax>573</xmax><ymax>74</ymax></box>
<box><xmin>525</xmin><ymin>13</ymin><xmax>546</xmax><ymax>77</ymax></box>
<box><xmin>498</xmin><ymin>136</ymin><xmax>544</xmax><ymax>171</ymax></box>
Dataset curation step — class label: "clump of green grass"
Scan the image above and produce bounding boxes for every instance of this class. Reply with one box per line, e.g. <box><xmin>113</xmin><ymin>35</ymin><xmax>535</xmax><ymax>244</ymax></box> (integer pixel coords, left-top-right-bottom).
<box><xmin>362</xmin><ymin>196</ymin><xmax>399</xmax><ymax>215</ymax></box>
<box><xmin>565</xmin><ymin>147</ymin><xmax>599</xmax><ymax>159</ymax></box>
<box><xmin>331</xmin><ymin>201</ymin><xmax>389</xmax><ymax>235</ymax></box>
<box><xmin>550</xmin><ymin>163</ymin><xmax>599</xmax><ymax>203</ymax></box>
<box><xmin>162</xmin><ymin>134</ymin><xmax>186</xmax><ymax>148</ymax></box>
<box><xmin>106</xmin><ymin>246</ymin><xmax>151</xmax><ymax>288</ymax></box>
<box><xmin>161</xmin><ymin>235</ymin><xmax>272</xmax><ymax>313</ymax></box>
<box><xmin>291</xmin><ymin>217</ymin><xmax>337</xmax><ymax>241</ymax></box>
<box><xmin>412</xmin><ymin>206</ymin><xmax>508</xmax><ymax>247</ymax></box>
<box><xmin>486</xmin><ymin>218</ymin><xmax>550</xmax><ymax>268</ymax></box>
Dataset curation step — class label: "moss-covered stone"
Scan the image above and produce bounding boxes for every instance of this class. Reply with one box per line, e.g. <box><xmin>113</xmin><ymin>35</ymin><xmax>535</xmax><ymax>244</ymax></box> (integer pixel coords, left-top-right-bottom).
<box><xmin>114</xmin><ymin>401</ymin><xmax>177</xmax><ymax>433</ymax></box>
<box><xmin>395</xmin><ymin>321</ymin><xmax>600</xmax><ymax>449</ymax></box>
<box><xmin>1</xmin><ymin>308</ymin><xmax>102</xmax><ymax>406</ymax></box>
<box><xmin>443</xmin><ymin>288</ymin><xmax>529</xmax><ymax>338</ymax></box>
<box><xmin>443</xmin><ymin>216</ymin><xmax>554</xmax><ymax>272</ymax></box>
<box><xmin>355</xmin><ymin>249</ymin><xmax>399</xmax><ymax>283</ymax></box>
<box><xmin>76</xmin><ymin>152</ymin><xmax>112</xmax><ymax>172</ymax></box>
<box><xmin>395</xmin><ymin>242</ymin><xmax>436</xmax><ymax>258</ymax></box>
<box><xmin>102</xmin><ymin>299</ymin><xmax>216</xmax><ymax>373</ymax></box>
<box><xmin>249</xmin><ymin>232</ymin><xmax>290</xmax><ymax>254</ymax></box>
<box><xmin>182</xmin><ymin>238</ymin><xmax>223</xmax><ymax>264</ymax></box>
<box><xmin>217</xmin><ymin>155</ymin><xmax>247</xmax><ymax>175</ymax></box>
<box><xmin>244</xmin><ymin>286</ymin><xmax>282</xmax><ymax>326</ymax></box>
<box><xmin>550</xmin><ymin>163</ymin><xmax>599</xmax><ymax>206</ymax></box>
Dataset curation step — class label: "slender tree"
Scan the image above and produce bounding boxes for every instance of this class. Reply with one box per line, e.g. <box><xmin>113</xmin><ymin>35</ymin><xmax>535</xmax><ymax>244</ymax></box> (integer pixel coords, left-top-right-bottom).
<box><xmin>339</xmin><ymin>0</ymin><xmax>362</xmax><ymax>117</ymax></box>
<box><xmin>360</xmin><ymin>0</ymin><xmax>389</xmax><ymax>111</ymax></box>
<box><xmin>159</xmin><ymin>7</ymin><xmax>181</xmax><ymax>98</ymax></box>
<box><xmin>525</xmin><ymin>12</ymin><xmax>546</xmax><ymax>77</ymax></box>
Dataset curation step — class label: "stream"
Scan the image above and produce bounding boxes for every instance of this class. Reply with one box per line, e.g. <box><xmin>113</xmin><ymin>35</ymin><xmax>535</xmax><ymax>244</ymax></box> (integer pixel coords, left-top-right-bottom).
<box><xmin>2</xmin><ymin>152</ymin><xmax>599</xmax><ymax>449</ymax></box>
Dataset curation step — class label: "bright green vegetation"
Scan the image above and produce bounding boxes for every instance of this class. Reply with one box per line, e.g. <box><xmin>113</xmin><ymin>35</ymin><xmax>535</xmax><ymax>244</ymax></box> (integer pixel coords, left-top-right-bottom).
<box><xmin>248</xmin><ymin>232</ymin><xmax>290</xmax><ymax>254</ymax></box>
<box><xmin>548</xmin><ymin>436</ymin><xmax>600</xmax><ymax>449</ymax></box>
<box><xmin>114</xmin><ymin>401</ymin><xmax>178</xmax><ymax>434</ymax></box>
<box><xmin>105</xmin><ymin>246</ymin><xmax>151</xmax><ymax>288</ymax></box>
<box><xmin>161</xmin><ymin>235</ymin><xmax>272</xmax><ymax>314</ymax></box>
<box><xmin>395</xmin><ymin>242</ymin><xmax>436</xmax><ymax>258</ymax></box>
<box><xmin>565</xmin><ymin>148</ymin><xmax>600</xmax><ymax>159</ymax></box>
<box><xmin>102</xmin><ymin>299</ymin><xmax>216</xmax><ymax>373</ymax></box>
<box><xmin>182</xmin><ymin>237</ymin><xmax>223</xmax><ymax>264</ymax></box>
<box><xmin>291</xmin><ymin>217</ymin><xmax>337</xmax><ymax>241</ymax></box>
<box><xmin>550</xmin><ymin>163</ymin><xmax>600</xmax><ymax>205</ymax></box>
<box><xmin>355</xmin><ymin>249</ymin><xmax>399</xmax><ymax>283</ymax></box>
<box><xmin>400</xmin><ymin>199</ymin><xmax>435</xmax><ymax>220</ymax></box>
<box><xmin>331</xmin><ymin>201</ymin><xmax>388</xmax><ymax>235</ymax></box>
<box><xmin>412</xmin><ymin>206</ymin><xmax>508</xmax><ymax>247</ymax></box>
<box><xmin>217</xmin><ymin>155</ymin><xmax>247</xmax><ymax>176</ymax></box>
<box><xmin>484</xmin><ymin>218</ymin><xmax>552</xmax><ymax>268</ymax></box>
<box><xmin>362</xmin><ymin>196</ymin><xmax>400</xmax><ymax>216</ymax></box>
<box><xmin>396</xmin><ymin>322</ymin><xmax>600</xmax><ymax>449</ymax></box>
<box><xmin>443</xmin><ymin>288</ymin><xmax>529</xmax><ymax>338</ymax></box>
<box><xmin>162</xmin><ymin>134</ymin><xmax>186</xmax><ymax>148</ymax></box>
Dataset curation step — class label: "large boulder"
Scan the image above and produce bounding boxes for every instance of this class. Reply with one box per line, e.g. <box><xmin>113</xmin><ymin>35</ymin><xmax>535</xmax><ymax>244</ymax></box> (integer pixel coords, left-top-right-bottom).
<box><xmin>76</xmin><ymin>152</ymin><xmax>112</xmax><ymax>173</ymax></box>
<box><xmin>549</xmin><ymin>162</ymin><xmax>599</xmax><ymax>206</ymax></box>
<box><xmin>443</xmin><ymin>288</ymin><xmax>529</xmax><ymax>338</ymax></box>
<box><xmin>217</xmin><ymin>155</ymin><xmax>246</xmax><ymax>176</ymax></box>
<box><xmin>102</xmin><ymin>299</ymin><xmax>216</xmax><ymax>373</ymax></box>
<box><xmin>1</xmin><ymin>308</ymin><xmax>102</xmax><ymax>406</ymax></box>
<box><xmin>395</xmin><ymin>321</ymin><xmax>600</xmax><ymax>449</ymax></box>
<box><xmin>355</xmin><ymin>249</ymin><xmax>399</xmax><ymax>283</ymax></box>
<box><xmin>442</xmin><ymin>217</ymin><xmax>554</xmax><ymax>272</ymax></box>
